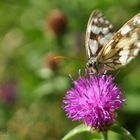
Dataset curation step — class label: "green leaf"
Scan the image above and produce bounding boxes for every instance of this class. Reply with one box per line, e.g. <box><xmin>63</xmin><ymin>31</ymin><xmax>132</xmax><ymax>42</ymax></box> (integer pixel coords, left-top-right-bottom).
<box><xmin>110</xmin><ymin>124</ymin><xmax>136</xmax><ymax>140</ymax></box>
<box><xmin>61</xmin><ymin>124</ymin><xmax>91</xmax><ymax>140</ymax></box>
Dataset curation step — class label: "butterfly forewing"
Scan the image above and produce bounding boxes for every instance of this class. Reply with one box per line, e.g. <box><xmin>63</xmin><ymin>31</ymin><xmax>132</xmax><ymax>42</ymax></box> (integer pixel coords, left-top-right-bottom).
<box><xmin>98</xmin><ymin>13</ymin><xmax>140</xmax><ymax>70</ymax></box>
<box><xmin>85</xmin><ymin>10</ymin><xmax>114</xmax><ymax>59</ymax></box>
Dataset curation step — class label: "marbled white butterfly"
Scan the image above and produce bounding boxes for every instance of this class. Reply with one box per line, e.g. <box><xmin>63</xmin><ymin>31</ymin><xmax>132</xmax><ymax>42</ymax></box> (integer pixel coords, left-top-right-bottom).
<box><xmin>86</xmin><ymin>10</ymin><xmax>140</xmax><ymax>73</ymax></box>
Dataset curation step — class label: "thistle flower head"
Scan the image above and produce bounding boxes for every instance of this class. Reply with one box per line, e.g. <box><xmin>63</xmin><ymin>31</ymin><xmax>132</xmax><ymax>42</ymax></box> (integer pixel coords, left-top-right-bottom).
<box><xmin>63</xmin><ymin>74</ymin><xmax>125</xmax><ymax>130</ymax></box>
<box><xmin>46</xmin><ymin>9</ymin><xmax>67</xmax><ymax>36</ymax></box>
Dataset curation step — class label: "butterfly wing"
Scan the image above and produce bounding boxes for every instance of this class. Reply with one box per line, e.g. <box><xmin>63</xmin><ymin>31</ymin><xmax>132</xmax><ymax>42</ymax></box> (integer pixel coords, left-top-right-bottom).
<box><xmin>98</xmin><ymin>13</ymin><xmax>140</xmax><ymax>70</ymax></box>
<box><xmin>85</xmin><ymin>10</ymin><xmax>114</xmax><ymax>59</ymax></box>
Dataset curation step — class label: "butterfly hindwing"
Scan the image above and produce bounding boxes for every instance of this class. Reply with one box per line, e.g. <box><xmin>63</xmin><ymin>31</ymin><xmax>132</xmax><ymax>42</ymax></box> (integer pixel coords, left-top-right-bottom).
<box><xmin>98</xmin><ymin>13</ymin><xmax>140</xmax><ymax>70</ymax></box>
<box><xmin>85</xmin><ymin>10</ymin><xmax>114</xmax><ymax>59</ymax></box>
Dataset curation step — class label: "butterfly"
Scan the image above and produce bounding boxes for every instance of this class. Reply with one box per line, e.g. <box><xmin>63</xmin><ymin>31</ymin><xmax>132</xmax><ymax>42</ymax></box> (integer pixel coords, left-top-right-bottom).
<box><xmin>85</xmin><ymin>10</ymin><xmax>140</xmax><ymax>73</ymax></box>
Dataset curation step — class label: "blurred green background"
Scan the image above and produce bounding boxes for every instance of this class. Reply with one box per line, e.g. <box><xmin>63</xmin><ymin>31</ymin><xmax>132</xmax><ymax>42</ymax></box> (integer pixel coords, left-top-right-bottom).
<box><xmin>0</xmin><ymin>0</ymin><xmax>140</xmax><ymax>140</ymax></box>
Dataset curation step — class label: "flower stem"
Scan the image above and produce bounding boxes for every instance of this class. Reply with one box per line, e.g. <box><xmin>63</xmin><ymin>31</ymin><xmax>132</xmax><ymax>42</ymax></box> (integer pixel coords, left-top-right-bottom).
<box><xmin>102</xmin><ymin>131</ymin><xmax>108</xmax><ymax>140</ymax></box>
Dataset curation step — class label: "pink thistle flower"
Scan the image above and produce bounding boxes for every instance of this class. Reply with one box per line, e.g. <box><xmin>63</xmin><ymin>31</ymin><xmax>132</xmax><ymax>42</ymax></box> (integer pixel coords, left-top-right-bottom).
<box><xmin>63</xmin><ymin>74</ymin><xmax>125</xmax><ymax>130</ymax></box>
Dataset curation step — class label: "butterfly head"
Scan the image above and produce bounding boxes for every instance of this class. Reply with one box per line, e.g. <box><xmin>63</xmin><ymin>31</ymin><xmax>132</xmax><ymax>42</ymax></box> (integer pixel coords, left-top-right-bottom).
<box><xmin>86</xmin><ymin>57</ymin><xmax>98</xmax><ymax>73</ymax></box>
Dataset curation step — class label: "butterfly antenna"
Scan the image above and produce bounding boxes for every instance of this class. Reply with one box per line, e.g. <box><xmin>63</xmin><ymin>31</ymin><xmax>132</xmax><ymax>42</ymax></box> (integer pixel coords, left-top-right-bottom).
<box><xmin>52</xmin><ymin>55</ymin><xmax>86</xmax><ymax>63</ymax></box>
<box><xmin>53</xmin><ymin>56</ymin><xmax>67</xmax><ymax>60</ymax></box>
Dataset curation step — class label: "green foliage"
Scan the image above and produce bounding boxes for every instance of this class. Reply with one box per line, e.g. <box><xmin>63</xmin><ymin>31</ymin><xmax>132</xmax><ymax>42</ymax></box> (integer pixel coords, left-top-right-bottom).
<box><xmin>0</xmin><ymin>0</ymin><xmax>140</xmax><ymax>140</ymax></box>
<box><xmin>62</xmin><ymin>124</ymin><xmax>136</xmax><ymax>140</ymax></box>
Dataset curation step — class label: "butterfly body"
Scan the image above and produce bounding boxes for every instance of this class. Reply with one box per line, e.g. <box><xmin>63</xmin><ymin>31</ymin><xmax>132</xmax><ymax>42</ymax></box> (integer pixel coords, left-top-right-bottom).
<box><xmin>86</xmin><ymin>56</ymin><xmax>98</xmax><ymax>73</ymax></box>
<box><xmin>85</xmin><ymin>10</ymin><xmax>140</xmax><ymax>73</ymax></box>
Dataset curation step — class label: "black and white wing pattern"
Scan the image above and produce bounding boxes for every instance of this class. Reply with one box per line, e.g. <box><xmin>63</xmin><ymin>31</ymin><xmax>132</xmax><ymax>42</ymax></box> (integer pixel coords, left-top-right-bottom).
<box><xmin>98</xmin><ymin>13</ymin><xmax>140</xmax><ymax>70</ymax></box>
<box><xmin>85</xmin><ymin>10</ymin><xmax>114</xmax><ymax>59</ymax></box>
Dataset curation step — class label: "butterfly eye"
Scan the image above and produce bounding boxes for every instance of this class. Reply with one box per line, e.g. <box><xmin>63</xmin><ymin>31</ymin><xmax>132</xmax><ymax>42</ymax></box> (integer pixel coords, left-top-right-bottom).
<box><xmin>94</xmin><ymin>61</ymin><xmax>97</xmax><ymax>65</ymax></box>
<box><xmin>86</xmin><ymin>62</ymin><xmax>93</xmax><ymax>67</ymax></box>
<box><xmin>89</xmin><ymin>63</ymin><xmax>93</xmax><ymax>67</ymax></box>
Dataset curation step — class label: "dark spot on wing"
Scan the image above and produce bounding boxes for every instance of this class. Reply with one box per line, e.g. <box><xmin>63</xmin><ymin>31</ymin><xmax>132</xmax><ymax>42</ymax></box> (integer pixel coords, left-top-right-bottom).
<box><xmin>90</xmin><ymin>31</ymin><xmax>98</xmax><ymax>39</ymax></box>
